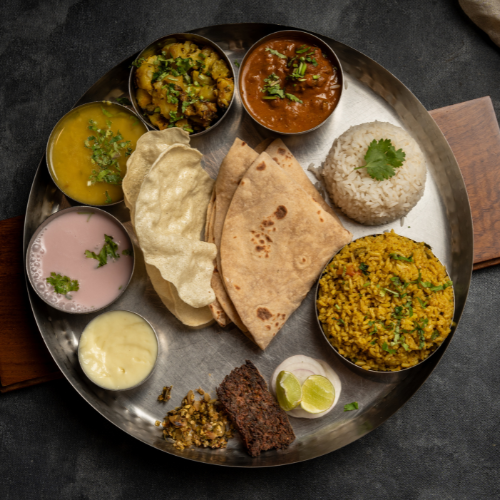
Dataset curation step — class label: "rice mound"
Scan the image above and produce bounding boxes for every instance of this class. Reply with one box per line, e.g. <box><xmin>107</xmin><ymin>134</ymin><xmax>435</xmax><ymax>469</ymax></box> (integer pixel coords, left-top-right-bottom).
<box><xmin>322</xmin><ymin>121</ymin><xmax>427</xmax><ymax>225</ymax></box>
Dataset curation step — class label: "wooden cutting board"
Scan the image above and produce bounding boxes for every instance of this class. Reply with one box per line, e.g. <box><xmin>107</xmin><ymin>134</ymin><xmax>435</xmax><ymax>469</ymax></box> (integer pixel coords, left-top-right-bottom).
<box><xmin>1</xmin><ymin>96</ymin><xmax>499</xmax><ymax>393</ymax></box>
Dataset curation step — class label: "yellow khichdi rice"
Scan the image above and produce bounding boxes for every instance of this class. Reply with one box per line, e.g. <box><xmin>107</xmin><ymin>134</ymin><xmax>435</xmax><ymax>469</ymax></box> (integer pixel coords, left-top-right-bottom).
<box><xmin>317</xmin><ymin>231</ymin><xmax>454</xmax><ymax>371</ymax></box>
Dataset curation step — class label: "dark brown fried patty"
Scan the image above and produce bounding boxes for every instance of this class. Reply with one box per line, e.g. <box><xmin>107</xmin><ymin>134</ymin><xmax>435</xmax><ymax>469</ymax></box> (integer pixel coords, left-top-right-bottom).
<box><xmin>216</xmin><ymin>360</ymin><xmax>295</xmax><ymax>457</ymax></box>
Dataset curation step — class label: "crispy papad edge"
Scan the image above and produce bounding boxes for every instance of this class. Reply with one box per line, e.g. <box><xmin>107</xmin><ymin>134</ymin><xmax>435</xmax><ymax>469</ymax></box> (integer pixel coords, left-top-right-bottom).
<box><xmin>220</xmin><ymin>152</ymin><xmax>352</xmax><ymax>350</ymax></box>
<box><xmin>216</xmin><ymin>360</ymin><xmax>295</xmax><ymax>457</ymax></box>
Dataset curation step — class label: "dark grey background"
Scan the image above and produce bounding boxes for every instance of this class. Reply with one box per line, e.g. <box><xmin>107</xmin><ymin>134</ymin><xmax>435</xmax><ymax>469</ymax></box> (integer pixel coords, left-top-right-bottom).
<box><xmin>1</xmin><ymin>0</ymin><xmax>499</xmax><ymax>498</ymax></box>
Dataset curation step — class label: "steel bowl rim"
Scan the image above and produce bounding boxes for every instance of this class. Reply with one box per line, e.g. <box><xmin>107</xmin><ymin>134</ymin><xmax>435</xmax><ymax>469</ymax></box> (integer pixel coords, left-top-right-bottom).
<box><xmin>25</xmin><ymin>205</ymin><xmax>136</xmax><ymax>315</ymax></box>
<box><xmin>128</xmin><ymin>32</ymin><xmax>236</xmax><ymax>138</ymax></box>
<box><xmin>314</xmin><ymin>232</ymin><xmax>456</xmax><ymax>375</ymax></box>
<box><xmin>238</xmin><ymin>29</ymin><xmax>344</xmax><ymax>136</ymax></box>
<box><xmin>45</xmin><ymin>101</ymin><xmax>146</xmax><ymax>207</ymax></box>
<box><xmin>77</xmin><ymin>309</ymin><xmax>160</xmax><ymax>392</ymax></box>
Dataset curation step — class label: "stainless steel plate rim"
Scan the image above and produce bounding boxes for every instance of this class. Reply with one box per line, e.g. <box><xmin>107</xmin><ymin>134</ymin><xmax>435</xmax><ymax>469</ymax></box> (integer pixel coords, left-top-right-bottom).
<box><xmin>23</xmin><ymin>22</ymin><xmax>473</xmax><ymax>467</ymax></box>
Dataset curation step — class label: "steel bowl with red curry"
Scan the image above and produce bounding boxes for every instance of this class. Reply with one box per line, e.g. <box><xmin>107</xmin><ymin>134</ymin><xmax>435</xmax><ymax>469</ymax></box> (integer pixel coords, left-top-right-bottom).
<box><xmin>240</xmin><ymin>32</ymin><xmax>342</xmax><ymax>134</ymax></box>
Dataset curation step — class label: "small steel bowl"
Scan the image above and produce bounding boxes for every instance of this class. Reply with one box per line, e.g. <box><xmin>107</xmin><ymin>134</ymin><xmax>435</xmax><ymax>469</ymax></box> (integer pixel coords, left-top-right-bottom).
<box><xmin>46</xmin><ymin>101</ymin><xmax>146</xmax><ymax>207</ymax></box>
<box><xmin>129</xmin><ymin>33</ymin><xmax>235</xmax><ymax>137</ymax></box>
<box><xmin>26</xmin><ymin>205</ymin><xmax>135</xmax><ymax>314</ymax></box>
<box><xmin>314</xmin><ymin>234</ymin><xmax>455</xmax><ymax>376</ymax></box>
<box><xmin>239</xmin><ymin>30</ymin><xmax>344</xmax><ymax>136</ymax></box>
<box><xmin>78</xmin><ymin>310</ymin><xmax>159</xmax><ymax>391</ymax></box>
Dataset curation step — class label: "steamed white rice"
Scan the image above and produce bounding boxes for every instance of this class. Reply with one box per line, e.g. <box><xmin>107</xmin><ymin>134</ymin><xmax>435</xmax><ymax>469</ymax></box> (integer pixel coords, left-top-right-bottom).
<box><xmin>322</xmin><ymin>121</ymin><xmax>427</xmax><ymax>225</ymax></box>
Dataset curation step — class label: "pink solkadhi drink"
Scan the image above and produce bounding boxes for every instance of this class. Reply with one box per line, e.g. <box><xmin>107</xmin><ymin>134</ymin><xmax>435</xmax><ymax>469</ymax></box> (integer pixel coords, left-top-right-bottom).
<box><xmin>28</xmin><ymin>211</ymin><xmax>133</xmax><ymax>312</ymax></box>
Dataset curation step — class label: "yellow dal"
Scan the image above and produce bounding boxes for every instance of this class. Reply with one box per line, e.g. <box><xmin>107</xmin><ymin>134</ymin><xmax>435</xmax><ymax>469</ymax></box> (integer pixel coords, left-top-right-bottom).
<box><xmin>48</xmin><ymin>102</ymin><xmax>146</xmax><ymax>205</ymax></box>
<box><xmin>317</xmin><ymin>231</ymin><xmax>454</xmax><ymax>372</ymax></box>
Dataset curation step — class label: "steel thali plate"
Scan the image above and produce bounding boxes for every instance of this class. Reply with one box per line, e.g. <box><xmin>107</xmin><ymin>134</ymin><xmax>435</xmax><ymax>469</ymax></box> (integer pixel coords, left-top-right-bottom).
<box><xmin>23</xmin><ymin>23</ymin><xmax>473</xmax><ymax>467</ymax></box>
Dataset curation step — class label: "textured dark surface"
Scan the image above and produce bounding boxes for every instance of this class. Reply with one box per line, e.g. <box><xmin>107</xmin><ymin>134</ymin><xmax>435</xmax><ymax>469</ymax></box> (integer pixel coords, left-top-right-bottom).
<box><xmin>1</xmin><ymin>0</ymin><xmax>499</xmax><ymax>498</ymax></box>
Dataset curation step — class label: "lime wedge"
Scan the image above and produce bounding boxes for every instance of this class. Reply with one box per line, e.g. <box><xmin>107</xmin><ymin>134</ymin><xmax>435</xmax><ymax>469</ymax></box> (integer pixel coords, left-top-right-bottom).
<box><xmin>300</xmin><ymin>375</ymin><xmax>335</xmax><ymax>414</ymax></box>
<box><xmin>276</xmin><ymin>371</ymin><xmax>302</xmax><ymax>411</ymax></box>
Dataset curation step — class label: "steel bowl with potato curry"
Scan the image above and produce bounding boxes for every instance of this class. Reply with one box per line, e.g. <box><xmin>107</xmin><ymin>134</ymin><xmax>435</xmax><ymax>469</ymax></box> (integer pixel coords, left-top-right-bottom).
<box><xmin>133</xmin><ymin>39</ymin><xmax>234</xmax><ymax>134</ymax></box>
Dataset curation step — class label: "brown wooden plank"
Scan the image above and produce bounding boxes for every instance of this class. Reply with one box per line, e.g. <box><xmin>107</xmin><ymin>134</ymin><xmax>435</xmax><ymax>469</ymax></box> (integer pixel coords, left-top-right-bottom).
<box><xmin>0</xmin><ymin>215</ymin><xmax>60</xmax><ymax>388</ymax></box>
<box><xmin>430</xmin><ymin>97</ymin><xmax>500</xmax><ymax>265</ymax></box>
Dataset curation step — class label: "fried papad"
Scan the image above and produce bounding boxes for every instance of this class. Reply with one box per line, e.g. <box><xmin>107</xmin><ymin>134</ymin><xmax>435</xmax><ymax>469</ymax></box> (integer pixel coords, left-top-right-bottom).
<box><xmin>220</xmin><ymin>152</ymin><xmax>352</xmax><ymax>350</ymax></box>
<box><xmin>216</xmin><ymin>360</ymin><xmax>295</xmax><ymax>457</ymax></box>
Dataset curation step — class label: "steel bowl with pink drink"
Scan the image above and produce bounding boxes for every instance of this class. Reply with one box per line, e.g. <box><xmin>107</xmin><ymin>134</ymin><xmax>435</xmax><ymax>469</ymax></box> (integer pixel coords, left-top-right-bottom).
<box><xmin>26</xmin><ymin>206</ymin><xmax>134</xmax><ymax>313</ymax></box>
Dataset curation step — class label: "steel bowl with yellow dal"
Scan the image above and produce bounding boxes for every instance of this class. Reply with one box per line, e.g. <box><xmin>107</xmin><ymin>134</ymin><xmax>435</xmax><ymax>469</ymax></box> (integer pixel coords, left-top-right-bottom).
<box><xmin>47</xmin><ymin>102</ymin><xmax>147</xmax><ymax>206</ymax></box>
<box><xmin>316</xmin><ymin>231</ymin><xmax>454</xmax><ymax>372</ymax></box>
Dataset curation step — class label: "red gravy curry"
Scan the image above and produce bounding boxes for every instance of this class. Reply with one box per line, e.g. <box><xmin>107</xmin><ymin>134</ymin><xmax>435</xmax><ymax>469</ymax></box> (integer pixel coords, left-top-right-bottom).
<box><xmin>240</xmin><ymin>36</ymin><xmax>341</xmax><ymax>133</ymax></box>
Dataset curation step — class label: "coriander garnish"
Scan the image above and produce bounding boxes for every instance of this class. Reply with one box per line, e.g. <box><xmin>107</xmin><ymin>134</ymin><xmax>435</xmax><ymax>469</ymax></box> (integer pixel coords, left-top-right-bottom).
<box><xmin>265</xmin><ymin>47</ymin><xmax>287</xmax><ymax>59</ymax></box>
<box><xmin>234</xmin><ymin>60</ymin><xmax>240</xmax><ymax>68</ymax></box>
<box><xmin>344</xmin><ymin>402</ymin><xmax>359</xmax><ymax>411</ymax></box>
<box><xmin>354</xmin><ymin>139</ymin><xmax>406</xmax><ymax>181</ymax></box>
<box><xmin>46</xmin><ymin>272</ymin><xmax>79</xmax><ymax>296</ymax></box>
<box><xmin>85</xmin><ymin>234</ymin><xmax>120</xmax><ymax>268</ymax></box>
<box><xmin>116</xmin><ymin>96</ymin><xmax>132</xmax><ymax>106</ymax></box>
<box><xmin>261</xmin><ymin>73</ymin><xmax>303</xmax><ymax>103</ymax></box>
<box><xmin>85</xmin><ymin>119</ymin><xmax>132</xmax><ymax>187</ymax></box>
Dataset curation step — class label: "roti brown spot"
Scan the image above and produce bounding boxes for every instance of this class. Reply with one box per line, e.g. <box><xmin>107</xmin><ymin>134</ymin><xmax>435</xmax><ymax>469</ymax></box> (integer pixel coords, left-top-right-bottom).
<box><xmin>278</xmin><ymin>147</ymin><xmax>286</xmax><ymax>155</ymax></box>
<box><xmin>256</xmin><ymin>246</ymin><xmax>265</xmax><ymax>252</ymax></box>
<box><xmin>262</xmin><ymin>219</ymin><xmax>274</xmax><ymax>227</ymax></box>
<box><xmin>257</xmin><ymin>307</ymin><xmax>272</xmax><ymax>321</ymax></box>
<box><xmin>265</xmin><ymin>235</ymin><xmax>273</xmax><ymax>242</ymax></box>
<box><xmin>275</xmin><ymin>205</ymin><xmax>287</xmax><ymax>219</ymax></box>
<box><xmin>241</xmin><ymin>141</ymin><xmax>246</xmax><ymax>146</ymax></box>
<box><xmin>256</xmin><ymin>162</ymin><xmax>266</xmax><ymax>171</ymax></box>
<box><xmin>235</xmin><ymin>285</ymin><xmax>241</xmax><ymax>290</ymax></box>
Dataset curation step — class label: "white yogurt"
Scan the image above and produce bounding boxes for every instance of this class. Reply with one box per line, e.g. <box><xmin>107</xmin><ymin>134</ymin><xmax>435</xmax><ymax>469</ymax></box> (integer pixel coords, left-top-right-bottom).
<box><xmin>79</xmin><ymin>310</ymin><xmax>158</xmax><ymax>390</ymax></box>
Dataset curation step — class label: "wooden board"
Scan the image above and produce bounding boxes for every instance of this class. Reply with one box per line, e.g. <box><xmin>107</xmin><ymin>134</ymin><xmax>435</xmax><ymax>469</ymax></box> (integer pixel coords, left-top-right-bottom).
<box><xmin>0</xmin><ymin>215</ymin><xmax>62</xmax><ymax>393</ymax></box>
<box><xmin>1</xmin><ymin>96</ymin><xmax>499</xmax><ymax>392</ymax></box>
<box><xmin>430</xmin><ymin>97</ymin><xmax>500</xmax><ymax>269</ymax></box>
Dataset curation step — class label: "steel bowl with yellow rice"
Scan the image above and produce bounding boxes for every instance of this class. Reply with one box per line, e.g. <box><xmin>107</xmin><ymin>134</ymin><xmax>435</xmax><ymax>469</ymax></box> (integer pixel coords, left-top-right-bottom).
<box><xmin>316</xmin><ymin>231</ymin><xmax>454</xmax><ymax>372</ymax></box>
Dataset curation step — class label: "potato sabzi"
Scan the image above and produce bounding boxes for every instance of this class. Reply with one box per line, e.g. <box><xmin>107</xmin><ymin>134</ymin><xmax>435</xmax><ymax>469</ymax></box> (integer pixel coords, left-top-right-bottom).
<box><xmin>134</xmin><ymin>40</ymin><xmax>234</xmax><ymax>133</ymax></box>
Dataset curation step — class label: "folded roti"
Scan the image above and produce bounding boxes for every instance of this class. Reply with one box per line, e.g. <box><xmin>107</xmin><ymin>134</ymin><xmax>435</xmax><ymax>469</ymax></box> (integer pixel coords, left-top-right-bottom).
<box><xmin>210</xmin><ymin>138</ymin><xmax>258</xmax><ymax>330</ymax></box>
<box><xmin>265</xmin><ymin>139</ymin><xmax>339</xmax><ymax>221</ymax></box>
<box><xmin>220</xmin><ymin>152</ymin><xmax>352</xmax><ymax>350</ymax></box>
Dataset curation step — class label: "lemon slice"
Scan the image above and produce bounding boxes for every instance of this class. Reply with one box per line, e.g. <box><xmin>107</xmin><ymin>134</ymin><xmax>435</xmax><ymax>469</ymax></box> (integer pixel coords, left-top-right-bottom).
<box><xmin>276</xmin><ymin>371</ymin><xmax>302</xmax><ymax>411</ymax></box>
<box><xmin>300</xmin><ymin>375</ymin><xmax>335</xmax><ymax>413</ymax></box>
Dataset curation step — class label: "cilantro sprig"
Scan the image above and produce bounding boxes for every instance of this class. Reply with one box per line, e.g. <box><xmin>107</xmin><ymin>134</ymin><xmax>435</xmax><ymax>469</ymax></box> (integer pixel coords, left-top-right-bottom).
<box><xmin>46</xmin><ymin>273</ymin><xmax>79</xmax><ymax>296</ymax></box>
<box><xmin>355</xmin><ymin>139</ymin><xmax>406</xmax><ymax>181</ymax></box>
<box><xmin>261</xmin><ymin>73</ymin><xmax>302</xmax><ymax>103</ymax></box>
<box><xmin>85</xmin><ymin>234</ymin><xmax>120</xmax><ymax>268</ymax></box>
<box><xmin>265</xmin><ymin>47</ymin><xmax>287</xmax><ymax>59</ymax></box>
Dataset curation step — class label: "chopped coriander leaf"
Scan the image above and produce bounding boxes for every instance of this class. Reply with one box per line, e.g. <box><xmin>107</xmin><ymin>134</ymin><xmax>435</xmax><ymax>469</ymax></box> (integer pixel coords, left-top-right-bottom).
<box><xmin>105</xmin><ymin>191</ymin><xmax>113</xmax><ymax>204</ymax></box>
<box><xmin>417</xmin><ymin>297</ymin><xmax>428</xmax><ymax>309</ymax></box>
<box><xmin>122</xmin><ymin>249</ymin><xmax>132</xmax><ymax>256</ymax></box>
<box><xmin>370</xmin><ymin>339</ymin><xmax>376</xmax><ymax>345</ymax></box>
<box><xmin>116</xmin><ymin>97</ymin><xmax>132</xmax><ymax>106</ymax></box>
<box><xmin>265</xmin><ymin>47</ymin><xmax>287</xmax><ymax>59</ymax></box>
<box><xmin>429</xmin><ymin>281</ymin><xmax>453</xmax><ymax>292</ymax></box>
<box><xmin>363</xmin><ymin>281</ymin><xmax>371</xmax><ymax>287</ymax></box>
<box><xmin>46</xmin><ymin>272</ymin><xmax>79</xmax><ymax>295</ymax></box>
<box><xmin>337</xmin><ymin>318</ymin><xmax>345</xmax><ymax>326</ymax></box>
<box><xmin>285</xmin><ymin>93</ymin><xmax>303</xmax><ymax>103</ymax></box>
<box><xmin>344</xmin><ymin>402</ymin><xmax>359</xmax><ymax>411</ymax></box>
<box><xmin>431</xmin><ymin>331</ymin><xmax>439</xmax><ymax>340</ymax></box>
<box><xmin>354</xmin><ymin>138</ymin><xmax>406</xmax><ymax>181</ymax></box>
<box><xmin>382</xmin><ymin>342</ymin><xmax>396</xmax><ymax>354</ymax></box>
<box><xmin>154</xmin><ymin>107</ymin><xmax>161</xmax><ymax>113</ymax></box>
<box><xmin>335</xmin><ymin>304</ymin><xmax>341</xmax><ymax>310</ymax></box>
<box><xmin>296</xmin><ymin>45</ymin><xmax>311</xmax><ymax>54</ymax></box>
<box><xmin>118</xmin><ymin>285</ymin><xmax>123</xmax><ymax>290</ymax></box>
<box><xmin>101</xmin><ymin>107</ymin><xmax>113</xmax><ymax>118</ymax></box>
<box><xmin>389</xmin><ymin>253</ymin><xmax>413</xmax><ymax>262</ymax></box>
<box><xmin>131</xmin><ymin>57</ymin><xmax>145</xmax><ymax>68</ymax></box>
<box><xmin>234</xmin><ymin>60</ymin><xmax>240</xmax><ymax>68</ymax></box>
<box><xmin>313</xmin><ymin>75</ymin><xmax>320</xmax><ymax>80</ymax></box>
<box><xmin>359</xmin><ymin>263</ymin><xmax>369</xmax><ymax>275</ymax></box>
<box><xmin>85</xmin><ymin>234</ymin><xmax>120</xmax><ymax>268</ymax></box>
